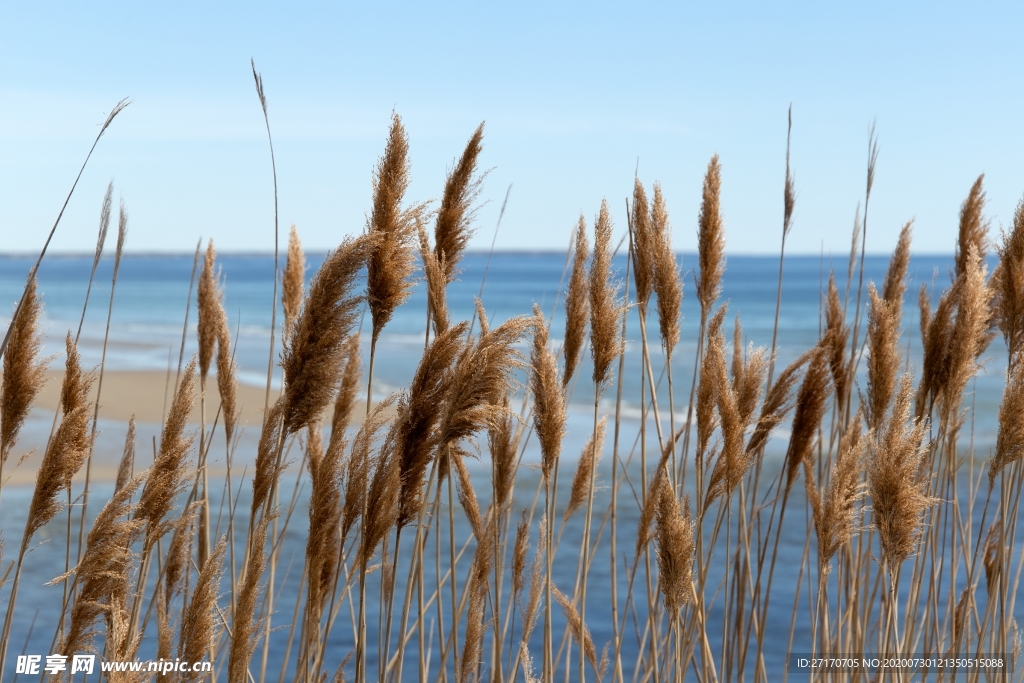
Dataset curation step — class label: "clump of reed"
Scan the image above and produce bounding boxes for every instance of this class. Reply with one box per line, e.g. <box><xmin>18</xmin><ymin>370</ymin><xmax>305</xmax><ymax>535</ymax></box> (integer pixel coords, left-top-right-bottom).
<box><xmin>3</xmin><ymin>104</ymin><xmax>1024</xmax><ymax>683</ymax></box>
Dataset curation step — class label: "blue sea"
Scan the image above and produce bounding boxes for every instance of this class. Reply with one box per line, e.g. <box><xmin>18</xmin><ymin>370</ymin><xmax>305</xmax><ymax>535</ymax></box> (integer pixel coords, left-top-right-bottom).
<box><xmin>0</xmin><ymin>250</ymin><xmax>1018</xmax><ymax>681</ymax></box>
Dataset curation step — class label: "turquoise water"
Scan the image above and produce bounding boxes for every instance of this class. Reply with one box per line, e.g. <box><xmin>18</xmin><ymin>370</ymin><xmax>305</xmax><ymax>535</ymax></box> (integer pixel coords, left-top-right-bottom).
<box><xmin>0</xmin><ymin>250</ymin><xmax>1018</xmax><ymax>681</ymax></box>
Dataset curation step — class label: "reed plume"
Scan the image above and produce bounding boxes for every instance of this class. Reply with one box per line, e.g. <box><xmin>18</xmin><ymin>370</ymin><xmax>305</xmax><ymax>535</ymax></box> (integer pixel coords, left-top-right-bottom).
<box><xmin>552</xmin><ymin>585</ymin><xmax>606</xmax><ymax>679</ymax></box>
<box><xmin>589</xmin><ymin>199</ymin><xmax>625</xmax><ymax>391</ymax></box>
<box><xmin>435</xmin><ymin>122</ymin><xmax>486</xmax><ymax>282</ymax></box>
<box><xmin>745</xmin><ymin>350</ymin><xmax>807</xmax><ymax>458</ymax></box>
<box><xmin>489</xmin><ymin>396</ymin><xmax>519</xmax><ymax>509</ymax></box>
<box><xmin>252</xmin><ymin>398</ymin><xmax>285</xmax><ymax>521</ymax></box>
<box><xmin>197</xmin><ymin>240</ymin><xmax>221</xmax><ymax>381</ymax></box>
<box><xmin>869</xmin><ymin>373</ymin><xmax>934</xmax><ymax>569</ymax></box>
<box><xmin>114</xmin><ymin>415</ymin><xmax>136</xmax><ymax>495</ymax></box>
<box><xmin>995</xmin><ymin>196</ymin><xmax>1024</xmax><ymax>368</ymax></box>
<box><xmin>179</xmin><ymin>536</ymin><xmax>226</xmax><ymax>683</ymax></box>
<box><xmin>805</xmin><ymin>414</ymin><xmax>866</xmax><ymax>572</ymax></box>
<box><xmin>563</xmin><ymin>216</ymin><xmax>590</xmax><ymax>389</ymax></box>
<box><xmin>57</xmin><ymin>473</ymin><xmax>144</xmax><ymax>658</ymax></box>
<box><xmin>330</xmin><ymin>334</ymin><xmax>361</xmax><ymax>445</ymax></box>
<box><xmin>137</xmin><ymin>357</ymin><xmax>196</xmax><ymax>551</ymax></box>
<box><xmin>394</xmin><ymin>321</ymin><xmax>469</xmax><ymax>529</ymax></box>
<box><xmin>651</xmin><ymin>182</ymin><xmax>682</xmax><ymax>356</ymax></box>
<box><xmin>531</xmin><ymin>307</ymin><xmax>565</xmax><ymax>482</ymax></box>
<box><xmin>1</xmin><ymin>275</ymin><xmax>47</xmax><ymax>464</ymax></box>
<box><xmin>419</xmin><ymin>223</ymin><xmax>451</xmax><ymax>337</ymax></box>
<box><xmin>282</xmin><ymin>234</ymin><xmax>372</xmax><ymax>435</ymax></box>
<box><xmin>305</xmin><ymin>419</ymin><xmax>344</xmax><ymax>651</ymax></box>
<box><xmin>867</xmin><ymin>222</ymin><xmax>912</xmax><ymax>429</ymax></box>
<box><xmin>989</xmin><ymin>352</ymin><xmax>1024</xmax><ymax>488</ymax></box>
<box><xmin>216</xmin><ymin>306</ymin><xmax>238</xmax><ymax>444</ymax></box>
<box><xmin>26</xmin><ymin>334</ymin><xmax>93</xmax><ymax>539</ymax></box>
<box><xmin>696</xmin><ymin>155</ymin><xmax>725</xmax><ymax>317</ymax></box>
<box><xmin>942</xmin><ymin>245</ymin><xmax>992</xmax><ymax>431</ymax></box>
<box><xmin>982</xmin><ymin>521</ymin><xmax>1003</xmax><ymax>598</ymax></box>
<box><xmin>784</xmin><ymin>343</ymin><xmax>831</xmax><ymax>494</ymax></box>
<box><xmin>230</xmin><ymin>513</ymin><xmax>270</xmax><ymax>683</ymax></box>
<box><xmin>824</xmin><ymin>273</ymin><xmax>849</xmax><ymax>412</ymax></box>
<box><xmin>283</xmin><ymin>224</ymin><xmax>306</xmax><ymax>335</ymax></box>
<box><xmin>342</xmin><ymin>396</ymin><xmax>395</xmax><ymax>543</ymax></box>
<box><xmin>367</xmin><ymin>112</ymin><xmax>420</xmax><ymax>347</ymax></box>
<box><xmin>655</xmin><ymin>477</ymin><xmax>695</xmax><ymax>618</ymax></box>
<box><xmin>630</xmin><ymin>178</ymin><xmax>654</xmax><ymax>312</ymax></box>
<box><xmin>955</xmin><ymin>175</ymin><xmax>988</xmax><ymax>280</ymax></box>
<box><xmin>436</xmin><ymin>314</ymin><xmax>530</xmax><ymax>468</ymax></box>
<box><xmin>563</xmin><ymin>417</ymin><xmax>607</xmax><ymax>522</ymax></box>
<box><xmin>704</xmin><ymin>308</ymin><xmax>750</xmax><ymax>510</ymax></box>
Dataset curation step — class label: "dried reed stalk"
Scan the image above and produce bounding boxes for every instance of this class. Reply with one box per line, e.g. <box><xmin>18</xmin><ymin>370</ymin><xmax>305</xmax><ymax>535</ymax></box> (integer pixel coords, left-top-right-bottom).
<box><xmin>563</xmin><ymin>216</ymin><xmax>590</xmax><ymax>389</ymax></box>
<box><xmin>1</xmin><ymin>275</ymin><xmax>47</xmax><ymax>464</ymax></box>
<box><xmin>435</xmin><ymin>122</ymin><xmax>486</xmax><ymax>282</ymax></box>
<box><xmin>283</xmin><ymin>224</ymin><xmax>306</xmax><ymax>335</ymax></box>
<box><xmin>282</xmin><ymin>235</ymin><xmax>373</xmax><ymax>434</ymax></box>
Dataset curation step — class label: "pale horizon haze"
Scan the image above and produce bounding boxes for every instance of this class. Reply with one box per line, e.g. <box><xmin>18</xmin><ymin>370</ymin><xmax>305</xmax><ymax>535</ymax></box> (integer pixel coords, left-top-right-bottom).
<box><xmin>2</xmin><ymin>1</ymin><xmax>1022</xmax><ymax>256</ymax></box>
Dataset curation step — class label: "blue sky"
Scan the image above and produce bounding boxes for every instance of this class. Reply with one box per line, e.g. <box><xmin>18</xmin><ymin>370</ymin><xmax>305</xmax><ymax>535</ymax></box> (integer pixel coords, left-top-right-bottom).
<box><xmin>1</xmin><ymin>1</ymin><xmax>1022</xmax><ymax>255</ymax></box>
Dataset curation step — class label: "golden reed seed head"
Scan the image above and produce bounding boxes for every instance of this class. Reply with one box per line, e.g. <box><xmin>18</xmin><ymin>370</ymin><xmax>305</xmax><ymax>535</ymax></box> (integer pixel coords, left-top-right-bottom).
<box><xmin>93</xmin><ymin>181</ymin><xmax>113</xmax><ymax>270</ymax></box>
<box><xmin>784</xmin><ymin>343</ymin><xmax>831</xmax><ymax>495</ymax></box>
<box><xmin>868</xmin><ymin>373</ymin><xmax>935</xmax><ymax>569</ymax></box>
<box><xmin>178</xmin><ymin>536</ymin><xmax>226</xmax><ymax>683</ymax></box>
<box><xmin>282</xmin><ymin>234</ymin><xmax>373</xmax><ymax>435</ymax></box>
<box><xmin>630</xmin><ymin>178</ymin><xmax>654</xmax><ymax>311</ymax></box>
<box><xmin>419</xmin><ymin>220</ymin><xmax>451</xmax><ymax>337</ymax></box>
<box><xmin>563</xmin><ymin>215</ymin><xmax>590</xmax><ymax>389</ymax></box>
<box><xmin>114</xmin><ymin>415</ymin><xmax>136</xmax><ymax>495</ymax></box>
<box><xmin>825</xmin><ymin>272</ymin><xmax>849</xmax><ymax>412</ymax></box>
<box><xmin>955</xmin><ymin>174</ymin><xmax>989</xmax><ymax>282</ymax></box>
<box><xmin>866</xmin><ymin>283</ymin><xmax>900</xmax><ymax>432</ymax></box>
<box><xmin>197</xmin><ymin>240</ymin><xmax>221</xmax><ymax>381</ymax></box>
<box><xmin>283</xmin><ymin>224</ymin><xmax>306</xmax><ymax>336</ymax></box>
<box><xmin>990</xmin><ymin>355</ymin><xmax>1024</xmax><ymax>489</ymax></box>
<box><xmin>1</xmin><ymin>274</ymin><xmax>47</xmax><ymax>464</ymax></box>
<box><xmin>394</xmin><ymin>321</ymin><xmax>468</xmax><ymax>529</ymax></box>
<box><xmin>994</xmin><ymin>195</ymin><xmax>1024</xmax><ymax>367</ymax></box>
<box><xmin>215</xmin><ymin>309</ymin><xmax>237</xmax><ymax>445</ymax></box>
<box><xmin>137</xmin><ymin>356</ymin><xmax>197</xmax><ymax>552</ymax></box>
<box><xmin>655</xmin><ymin>477</ymin><xmax>695</xmax><ymax>618</ymax></box>
<box><xmin>58</xmin><ymin>472</ymin><xmax>144</xmax><ymax>660</ymax></box>
<box><xmin>696</xmin><ymin>155</ymin><xmax>725</xmax><ymax>317</ymax></box>
<box><xmin>367</xmin><ymin>112</ymin><xmax>420</xmax><ymax>346</ymax></box>
<box><xmin>531</xmin><ymin>307</ymin><xmax>566</xmax><ymax>482</ymax></box>
<box><xmin>589</xmin><ymin>199</ymin><xmax>625</xmax><ymax>391</ymax></box>
<box><xmin>808</xmin><ymin>413</ymin><xmax>866</xmax><ymax>571</ymax></box>
<box><xmin>330</xmin><ymin>334</ymin><xmax>361</xmax><ymax>447</ymax></box>
<box><xmin>563</xmin><ymin>416</ymin><xmax>606</xmax><ymax>522</ymax></box>
<box><xmin>435</xmin><ymin>122</ymin><xmax>486</xmax><ymax>284</ymax></box>
<box><xmin>651</xmin><ymin>182</ymin><xmax>683</xmax><ymax>357</ymax></box>
<box><xmin>26</xmin><ymin>334</ymin><xmax>94</xmax><ymax>541</ymax></box>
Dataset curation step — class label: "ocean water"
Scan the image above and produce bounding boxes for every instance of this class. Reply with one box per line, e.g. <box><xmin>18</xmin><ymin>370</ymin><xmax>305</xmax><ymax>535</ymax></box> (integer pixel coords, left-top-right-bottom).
<box><xmin>0</xmin><ymin>250</ymin><xmax>1018</xmax><ymax>681</ymax></box>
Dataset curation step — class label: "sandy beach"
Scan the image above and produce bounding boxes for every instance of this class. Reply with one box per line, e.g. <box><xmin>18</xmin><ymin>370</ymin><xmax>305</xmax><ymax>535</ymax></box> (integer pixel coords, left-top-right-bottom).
<box><xmin>2</xmin><ymin>369</ymin><xmax>381</xmax><ymax>486</ymax></box>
